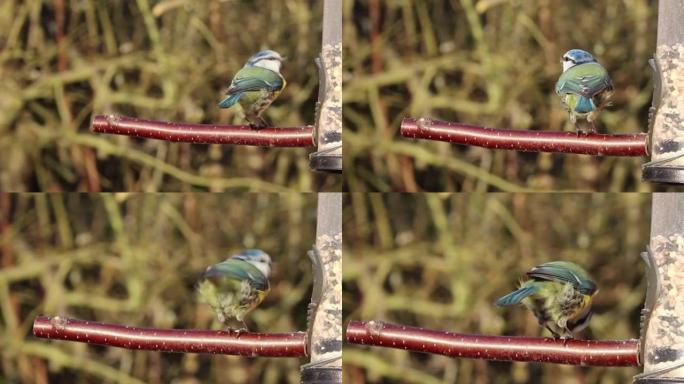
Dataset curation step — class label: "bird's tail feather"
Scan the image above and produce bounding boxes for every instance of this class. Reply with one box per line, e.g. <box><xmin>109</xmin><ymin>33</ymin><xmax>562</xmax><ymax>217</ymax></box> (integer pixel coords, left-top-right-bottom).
<box><xmin>218</xmin><ymin>93</ymin><xmax>242</xmax><ymax>109</ymax></box>
<box><xmin>495</xmin><ymin>285</ymin><xmax>538</xmax><ymax>306</ymax></box>
<box><xmin>575</xmin><ymin>96</ymin><xmax>596</xmax><ymax>114</ymax></box>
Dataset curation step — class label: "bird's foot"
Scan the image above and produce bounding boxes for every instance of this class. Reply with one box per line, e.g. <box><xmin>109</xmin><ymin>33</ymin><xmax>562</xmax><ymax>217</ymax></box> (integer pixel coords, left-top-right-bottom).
<box><xmin>247</xmin><ymin>116</ymin><xmax>270</xmax><ymax>129</ymax></box>
<box><xmin>575</xmin><ymin>115</ymin><xmax>599</xmax><ymax>135</ymax></box>
<box><xmin>575</xmin><ymin>122</ymin><xmax>596</xmax><ymax>136</ymax></box>
<box><xmin>548</xmin><ymin>330</ymin><xmax>574</xmax><ymax>345</ymax></box>
<box><xmin>236</xmin><ymin>320</ymin><xmax>250</xmax><ymax>334</ymax></box>
<box><xmin>222</xmin><ymin>318</ymin><xmax>250</xmax><ymax>336</ymax></box>
<box><xmin>223</xmin><ymin>327</ymin><xmax>249</xmax><ymax>338</ymax></box>
<box><xmin>248</xmin><ymin>123</ymin><xmax>266</xmax><ymax>130</ymax></box>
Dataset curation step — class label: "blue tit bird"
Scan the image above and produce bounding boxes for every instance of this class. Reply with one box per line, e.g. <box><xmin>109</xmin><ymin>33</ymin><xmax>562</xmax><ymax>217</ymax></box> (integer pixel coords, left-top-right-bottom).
<box><xmin>218</xmin><ymin>49</ymin><xmax>286</xmax><ymax>128</ymax></box>
<box><xmin>495</xmin><ymin>261</ymin><xmax>598</xmax><ymax>339</ymax></box>
<box><xmin>555</xmin><ymin>49</ymin><xmax>614</xmax><ymax>134</ymax></box>
<box><xmin>197</xmin><ymin>249</ymin><xmax>272</xmax><ymax>330</ymax></box>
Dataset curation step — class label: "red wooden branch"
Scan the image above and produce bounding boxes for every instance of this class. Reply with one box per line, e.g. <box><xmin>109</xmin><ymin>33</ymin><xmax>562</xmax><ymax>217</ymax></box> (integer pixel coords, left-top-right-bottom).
<box><xmin>33</xmin><ymin>315</ymin><xmax>306</xmax><ymax>357</ymax></box>
<box><xmin>346</xmin><ymin>321</ymin><xmax>639</xmax><ymax>367</ymax></box>
<box><xmin>91</xmin><ymin>115</ymin><xmax>315</xmax><ymax>147</ymax></box>
<box><xmin>401</xmin><ymin>117</ymin><xmax>649</xmax><ymax>156</ymax></box>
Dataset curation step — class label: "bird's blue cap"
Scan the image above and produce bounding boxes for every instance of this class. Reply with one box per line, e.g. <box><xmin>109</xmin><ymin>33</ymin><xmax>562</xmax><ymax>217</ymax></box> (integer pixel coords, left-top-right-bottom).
<box><xmin>237</xmin><ymin>249</ymin><xmax>266</xmax><ymax>257</ymax></box>
<box><xmin>247</xmin><ymin>50</ymin><xmax>285</xmax><ymax>65</ymax></box>
<box><xmin>232</xmin><ymin>249</ymin><xmax>271</xmax><ymax>264</ymax></box>
<box><xmin>562</xmin><ymin>49</ymin><xmax>596</xmax><ymax>65</ymax></box>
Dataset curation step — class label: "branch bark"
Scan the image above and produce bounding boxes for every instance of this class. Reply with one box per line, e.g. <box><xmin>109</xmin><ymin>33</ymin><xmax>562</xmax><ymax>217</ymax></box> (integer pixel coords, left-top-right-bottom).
<box><xmin>346</xmin><ymin>321</ymin><xmax>640</xmax><ymax>367</ymax></box>
<box><xmin>33</xmin><ymin>316</ymin><xmax>306</xmax><ymax>357</ymax></box>
<box><xmin>91</xmin><ymin>115</ymin><xmax>314</xmax><ymax>147</ymax></box>
<box><xmin>401</xmin><ymin>118</ymin><xmax>649</xmax><ymax>156</ymax></box>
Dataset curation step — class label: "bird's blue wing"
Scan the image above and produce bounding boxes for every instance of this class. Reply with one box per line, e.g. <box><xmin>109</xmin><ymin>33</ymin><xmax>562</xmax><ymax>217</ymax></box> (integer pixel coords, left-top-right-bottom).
<box><xmin>526</xmin><ymin>261</ymin><xmax>597</xmax><ymax>295</ymax></box>
<box><xmin>555</xmin><ymin>63</ymin><xmax>613</xmax><ymax>99</ymax></box>
<box><xmin>218</xmin><ymin>93</ymin><xmax>242</xmax><ymax>108</ymax></box>
<box><xmin>202</xmin><ymin>259</ymin><xmax>269</xmax><ymax>291</ymax></box>
<box><xmin>495</xmin><ymin>284</ymin><xmax>538</xmax><ymax>306</ymax></box>
<box><xmin>225</xmin><ymin>66</ymin><xmax>284</xmax><ymax>95</ymax></box>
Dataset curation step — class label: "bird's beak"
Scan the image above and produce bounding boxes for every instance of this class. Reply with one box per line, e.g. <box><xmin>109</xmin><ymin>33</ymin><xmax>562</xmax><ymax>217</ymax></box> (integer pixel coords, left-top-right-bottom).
<box><xmin>280</xmin><ymin>56</ymin><xmax>288</xmax><ymax>62</ymax></box>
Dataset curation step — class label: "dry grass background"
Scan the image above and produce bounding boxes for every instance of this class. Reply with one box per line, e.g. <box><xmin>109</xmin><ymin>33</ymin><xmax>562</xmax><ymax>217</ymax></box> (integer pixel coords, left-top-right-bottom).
<box><xmin>0</xmin><ymin>193</ymin><xmax>316</xmax><ymax>383</ymax></box>
<box><xmin>343</xmin><ymin>193</ymin><xmax>650</xmax><ymax>383</ymax></box>
<box><xmin>0</xmin><ymin>0</ymin><xmax>339</xmax><ymax>192</ymax></box>
<box><xmin>344</xmin><ymin>0</ymin><xmax>658</xmax><ymax>192</ymax></box>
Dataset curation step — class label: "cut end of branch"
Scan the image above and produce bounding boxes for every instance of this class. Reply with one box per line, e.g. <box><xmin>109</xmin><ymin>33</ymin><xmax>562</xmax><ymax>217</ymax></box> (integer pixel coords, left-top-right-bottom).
<box><xmin>33</xmin><ymin>315</ymin><xmax>306</xmax><ymax>357</ymax></box>
<box><xmin>346</xmin><ymin>320</ymin><xmax>639</xmax><ymax>367</ymax></box>
<box><xmin>90</xmin><ymin>114</ymin><xmax>315</xmax><ymax>147</ymax></box>
<box><xmin>400</xmin><ymin>117</ymin><xmax>649</xmax><ymax>157</ymax></box>
<box><xmin>90</xmin><ymin>114</ymin><xmax>118</xmax><ymax>133</ymax></box>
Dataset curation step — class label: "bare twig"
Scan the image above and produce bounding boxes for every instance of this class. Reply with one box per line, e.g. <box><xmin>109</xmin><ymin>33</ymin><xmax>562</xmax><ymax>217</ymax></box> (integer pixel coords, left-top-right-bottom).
<box><xmin>33</xmin><ymin>316</ymin><xmax>306</xmax><ymax>357</ymax></box>
<box><xmin>91</xmin><ymin>115</ymin><xmax>315</xmax><ymax>147</ymax></box>
<box><xmin>401</xmin><ymin>118</ymin><xmax>649</xmax><ymax>157</ymax></box>
<box><xmin>346</xmin><ymin>321</ymin><xmax>640</xmax><ymax>367</ymax></box>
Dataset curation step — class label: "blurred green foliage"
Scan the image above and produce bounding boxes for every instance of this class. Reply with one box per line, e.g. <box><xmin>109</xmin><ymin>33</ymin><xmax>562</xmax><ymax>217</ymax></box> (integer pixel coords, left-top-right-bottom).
<box><xmin>344</xmin><ymin>0</ymin><xmax>657</xmax><ymax>192</ymax></box>
<box><xmin>343</xmin><ymin>193</ymin><xmax>649</xmax><ymax>383</ymax></box>
<box><xmin>0</xmin><ymin>193</ymin><xmax>315</xmax><ymax>383</ymax></box>
<box><xmin>0</xmin><ymin>0</ymin><xmax>338</xmax><ymax>192</ymax></box>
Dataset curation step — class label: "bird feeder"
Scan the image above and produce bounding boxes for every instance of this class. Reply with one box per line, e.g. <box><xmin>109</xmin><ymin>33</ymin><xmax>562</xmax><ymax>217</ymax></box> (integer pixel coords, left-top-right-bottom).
<box><xmin>641</xmin><ymin>0</ymin><xmax>684</xmax><ymax>184</ymax></box>
<box><xmin>308</xmin><ymin>0</ymin><xmax>343</xmax><ymax>173</ymax></box>
<box><xmin>302</xmin><ymin>193</ymin><xmax>343</xmax><ymax>383</ymax></box>
<box><xmin>634</xmin><ymin>193</ymin><xmax>684</xmax><ymax>382</ymax></box>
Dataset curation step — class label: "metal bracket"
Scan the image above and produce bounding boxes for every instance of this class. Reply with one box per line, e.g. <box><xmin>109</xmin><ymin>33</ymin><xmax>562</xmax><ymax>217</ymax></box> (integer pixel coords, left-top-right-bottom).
<box><xmin>300</xmin><ymin>364</ymin><xmax>343</xmax><ymax>384</ymax></box>
<box><xmin>639</xmin><ymin>247</ymin><xmax>661</xmax><ymax>364</ymax></box>
<box><xmin>647</xmin><ymin>58</ymin><xmax>663</xmax><ymax>137</ymax></box>
<box><xmin>306</xmin><ymin>246</ymin><xmax>324</xmax><ymax>354</ymax></box>
<box><xmin>309</xmin><ymin>143</ymin><xmax>343</xmax><ymax>173</ymax></box>
<box><xmin>642</xmin><ymin>152</ymin><xmax>684</xmax><ymax>184</ymax></box>
<box><xmin>634</xmin><ymin>364</ymin><xmax>684</xmax><ymax>383</ymax></box>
